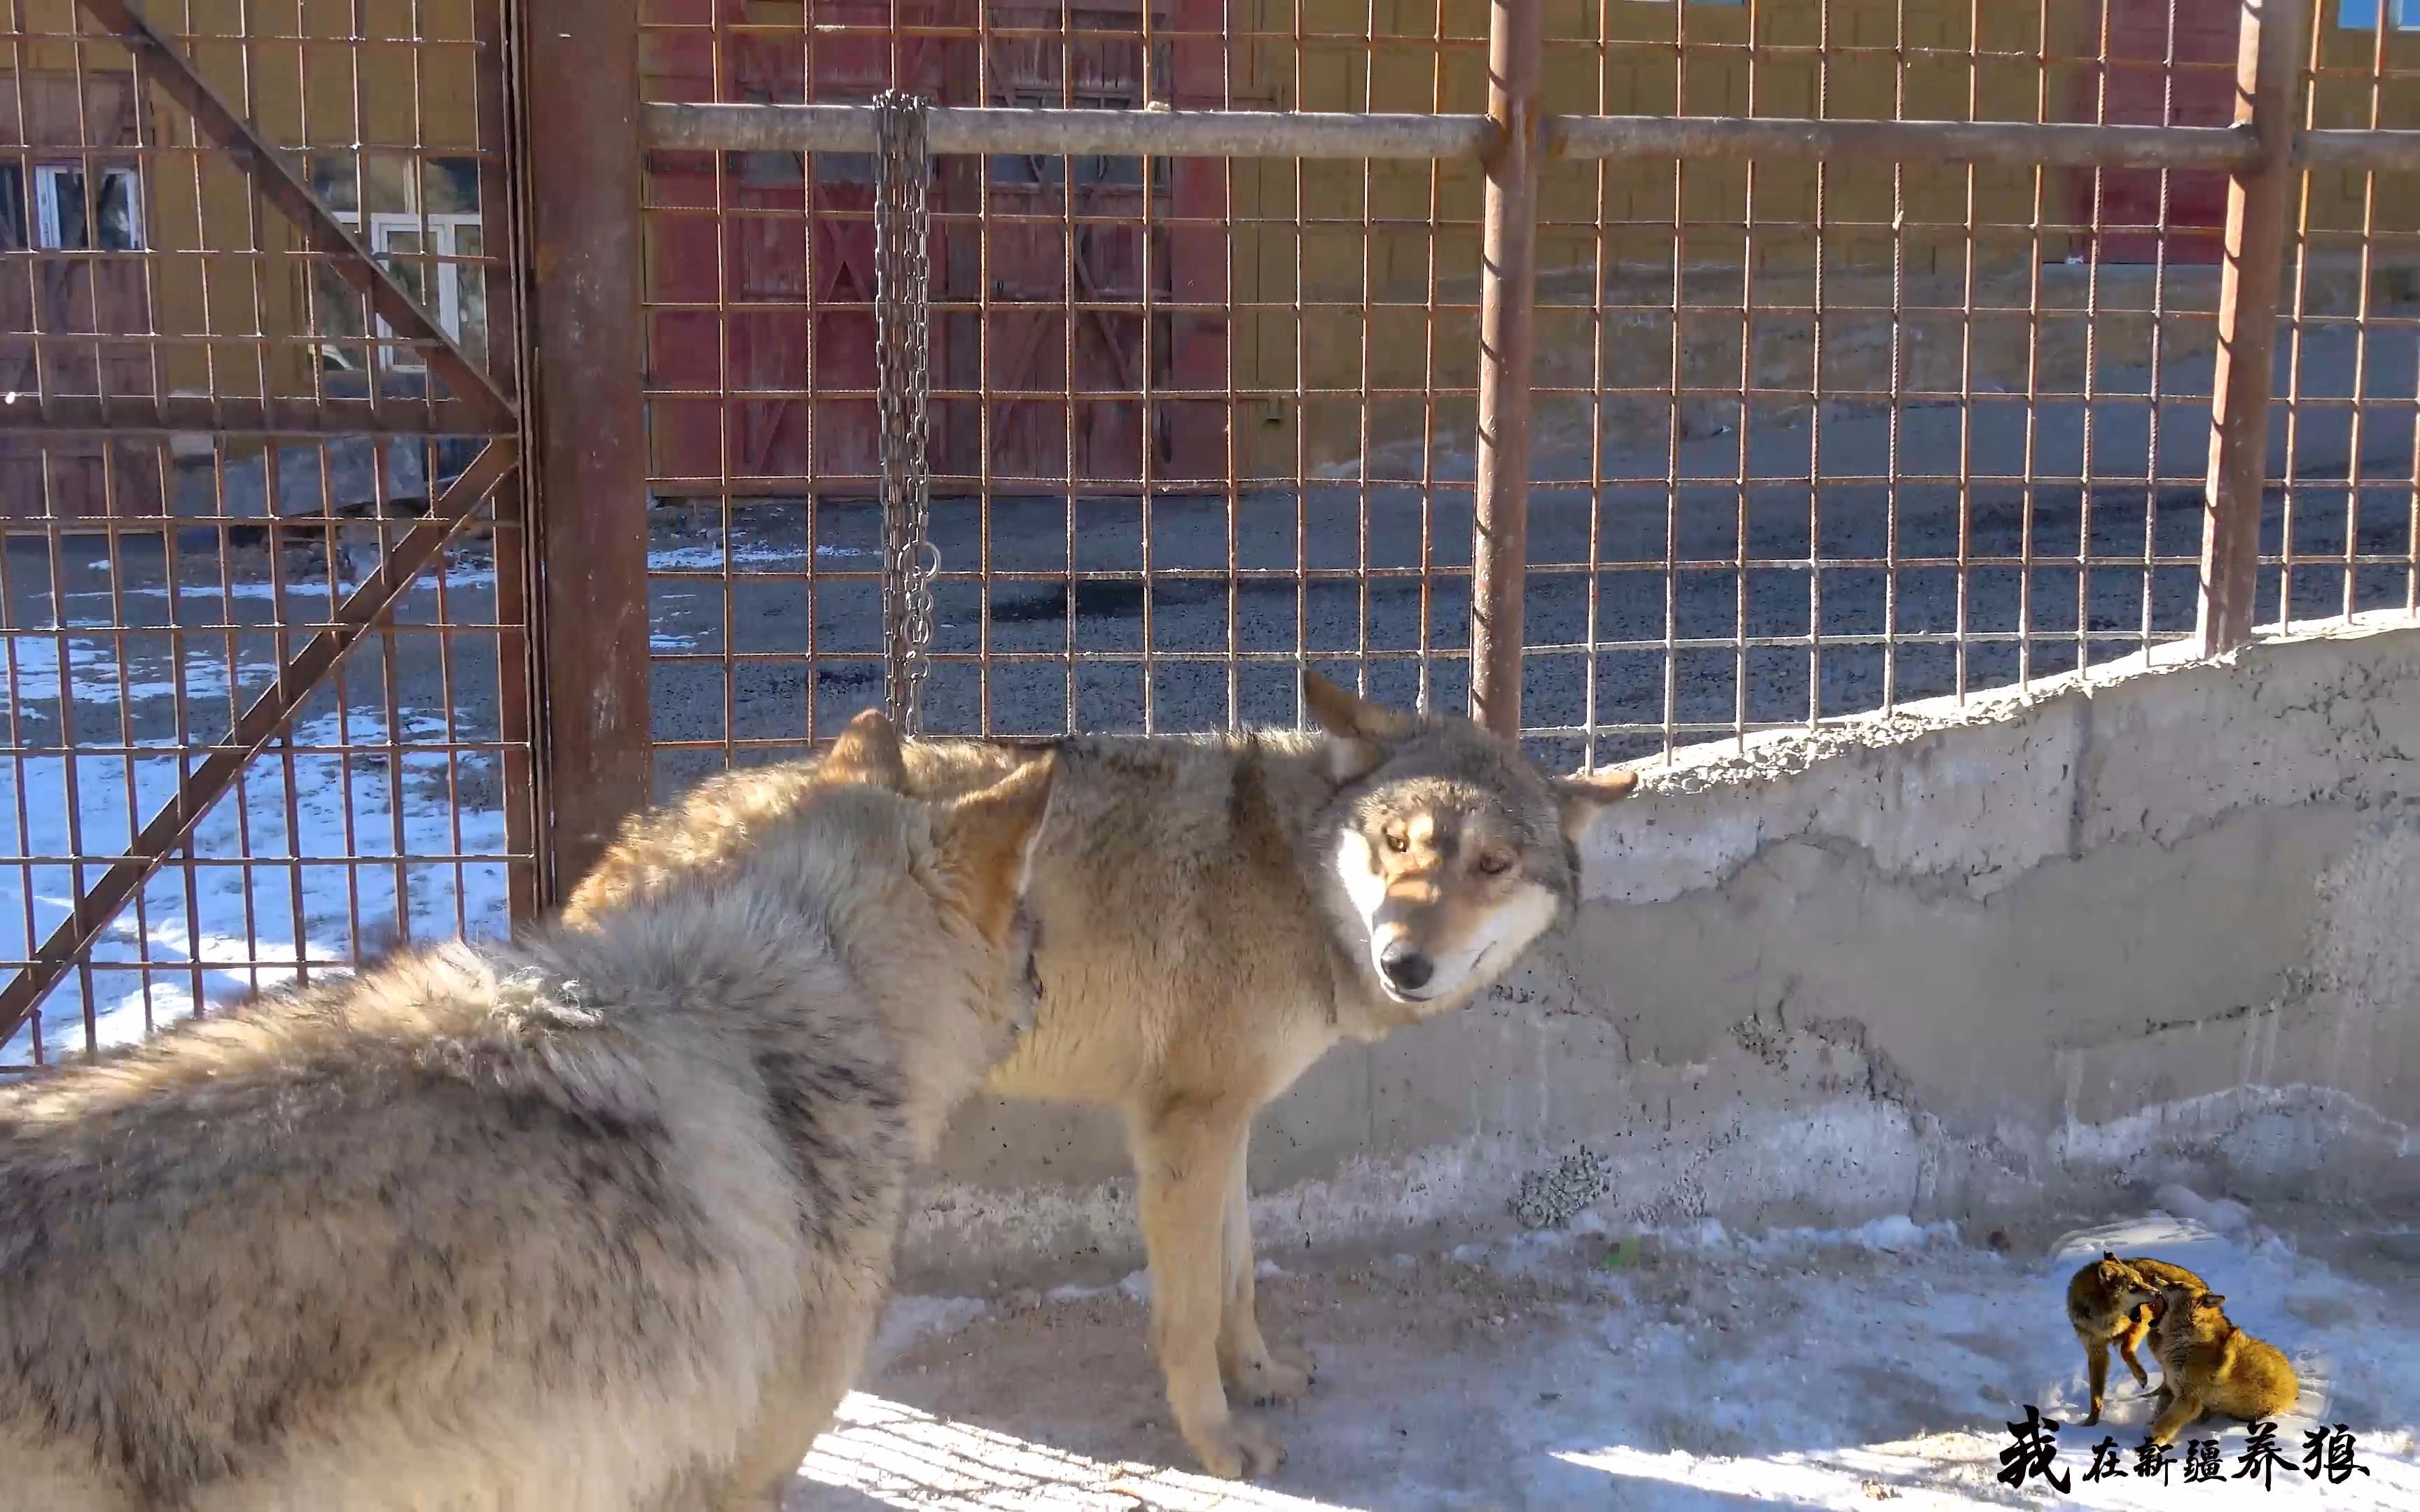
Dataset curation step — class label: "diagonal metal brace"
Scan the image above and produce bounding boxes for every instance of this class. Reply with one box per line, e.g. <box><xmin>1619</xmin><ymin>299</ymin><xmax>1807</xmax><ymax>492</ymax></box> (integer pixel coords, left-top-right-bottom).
<box><xmin>0</xmin><ymin>440</ymin><xmax>521</xmax><ymax>1055</ymax></box>
<box><xmin>75</xmin><ymin>0</ymin><xmax>519</xmax><ymax>433</ymax></box>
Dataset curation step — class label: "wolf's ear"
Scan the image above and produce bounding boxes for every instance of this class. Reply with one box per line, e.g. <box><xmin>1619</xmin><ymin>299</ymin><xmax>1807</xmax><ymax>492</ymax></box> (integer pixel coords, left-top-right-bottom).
<box><xmin>1302</xmin><ymin>668</ymin><xmax>1414</xmax><ymax>782</ymax></box>
<box><xmin>823</xmin><ymin>708</ymin><xmax>909</xmax><ymax>791</ymax></box>
<box><xmin>1552</xmin><ymin>768</ymin><xmax>1640</xmax><ymax>844</ymax></box>
<box><xmin>933</xmin><ymin>755</ymin><xmax>1057</xmax><ymax>944</ymax></box>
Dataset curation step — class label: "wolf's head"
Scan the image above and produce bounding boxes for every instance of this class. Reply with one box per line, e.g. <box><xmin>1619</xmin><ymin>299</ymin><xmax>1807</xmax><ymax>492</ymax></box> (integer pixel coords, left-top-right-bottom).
<box><xmin>2091</xmin><ymin>1252</ymin><xmax>2161</xmax><ymax>1310</ymax></box>
<box><xmin>1301</xmin><ymin>670</ymin><xmax>1636</xmax><ymax>1014</ymax></box>
<box><xmin>2161</xmin><ymin>1287</ymin><xmax>2233</xmax><ymax>1347</ymax></box>
<box><xmin>812</xmin><ymin>708</ymin><xmax>1056</xmax><ymax>1044</ymax></box>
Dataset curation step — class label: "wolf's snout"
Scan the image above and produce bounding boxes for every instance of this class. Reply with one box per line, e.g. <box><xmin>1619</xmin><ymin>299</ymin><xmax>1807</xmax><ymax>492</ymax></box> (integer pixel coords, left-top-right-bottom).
<box><xmin>1377</xmin><ymin>938</ymin><xmax>1433</xmax><ymax>993</ymax></box>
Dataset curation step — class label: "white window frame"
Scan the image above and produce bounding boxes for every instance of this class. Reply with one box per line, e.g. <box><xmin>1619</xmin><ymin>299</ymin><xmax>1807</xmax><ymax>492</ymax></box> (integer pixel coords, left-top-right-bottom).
<box><xmin>30</xmin><ymin>162</ymin><xmax>143</xmax><ymax>251</ymax></box>
<box><xmin>331</xmin><ymin>211</ymin><xmax>482</xmax><ymax>372</ymax></box>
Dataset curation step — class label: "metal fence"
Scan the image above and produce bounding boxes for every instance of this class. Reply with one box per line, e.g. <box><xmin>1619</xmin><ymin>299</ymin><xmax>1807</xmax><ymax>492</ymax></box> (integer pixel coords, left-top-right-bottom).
<box><xmin>6</xmin><ymin>0</ymin><xmax>2420</xmax><ymax>1066</ymax></box>
<box><xmin>0</xmin><ymin>0</ymin><xmax>530</xmax><ymax>1068</ymax></box>
<box><xmin>634</xmin><ymin>0</ymin><xmax>2420</xmax><ymax>790</ymax></box>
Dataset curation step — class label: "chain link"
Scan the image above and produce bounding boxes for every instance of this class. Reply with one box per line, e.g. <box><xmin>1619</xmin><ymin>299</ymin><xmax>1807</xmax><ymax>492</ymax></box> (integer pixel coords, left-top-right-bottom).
<box><xmin>873</xmin><ymin>90</ymin><xmax>938</xmax><ymax>735</ymax></box>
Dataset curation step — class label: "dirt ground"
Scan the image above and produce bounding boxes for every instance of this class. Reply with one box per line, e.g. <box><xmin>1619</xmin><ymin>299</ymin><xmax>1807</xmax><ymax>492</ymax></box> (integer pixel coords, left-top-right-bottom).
<box><xmin>784</xmin><ymin>1208</ymin><xmax>2420</xmax><ymax>1511</ymax></box>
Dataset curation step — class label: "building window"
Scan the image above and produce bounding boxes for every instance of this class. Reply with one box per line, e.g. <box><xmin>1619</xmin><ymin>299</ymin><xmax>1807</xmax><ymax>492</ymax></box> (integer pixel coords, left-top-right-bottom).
<box><xmin>2340</xmin><ymin>0</ymin><xmax>2420</xmax><ymax>28</ymax></box>
<box><xmin>28</xmin><ymin>164</ymin><xmax>143</xmax><ymax>251</ymax></box>
<box><xmin>306</xmin><ymin>154</ymin><xmax>486</xmax><ymax>372</ymax></box>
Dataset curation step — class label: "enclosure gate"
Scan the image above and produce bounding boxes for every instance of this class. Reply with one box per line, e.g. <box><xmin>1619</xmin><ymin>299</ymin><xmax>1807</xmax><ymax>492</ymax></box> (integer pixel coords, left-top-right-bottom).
<box><xmin>0</xmin><ymin>0</ymin><xmax>541</xmax><ymax>1064</ymax></box>
<box><xmin>8</xmin><ymin>0</ymin><xmax>2420</xmax><ymax>1065</ymax></box>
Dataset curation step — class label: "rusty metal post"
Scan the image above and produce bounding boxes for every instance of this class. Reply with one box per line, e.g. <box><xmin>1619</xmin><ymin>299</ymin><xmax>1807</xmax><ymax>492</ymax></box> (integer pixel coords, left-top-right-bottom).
<box><xmin>2199</xmin><ymin>0</ymin><xmax>2306</xmax><ymax>657</ymax></box>
<box><xmin>1470</xmin><ymin>0</ymin><xmax>1543</xmax><ymax>738</ymax></box>
<box><xmin>521</xmin><ymin>0</ymin><xmax>654</xmax><ymax>893</ymax></box>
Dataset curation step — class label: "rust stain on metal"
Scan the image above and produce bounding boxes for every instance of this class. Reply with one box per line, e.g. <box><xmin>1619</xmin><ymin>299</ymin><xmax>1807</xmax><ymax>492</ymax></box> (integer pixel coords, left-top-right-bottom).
<box><xmin>1470</xmin><ymin>0</ymin><xmax>1543</xmax><ymax>739</ymax></box>
<box><xmin>2199</xmin><ymin>0</ymin><xmax>2306</xmax><ymax>657</ymax></box>
<box><xmin>527</xmin><ymin>0</ymin><xmax>653</xmax><ymax>894</ymax></box>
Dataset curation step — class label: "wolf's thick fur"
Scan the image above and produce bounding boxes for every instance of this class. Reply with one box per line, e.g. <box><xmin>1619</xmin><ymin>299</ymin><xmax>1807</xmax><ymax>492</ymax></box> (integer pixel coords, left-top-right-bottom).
<box><xmin>2064</xmin><ymin>1251</ymin><xmax>2209</xmax><ymax>1425</ymax></box>
<box><xmin>2144</xmin><ymin>1288</ymin><xmax>2300</xmax><ymax>1446</ymax></box>
<box><xmin>565</xmin><ymin>672</ymin><xmax>1637</xmax><ymax>1478</ymax></box>
<box><xmin>0</xmin><ymin>715</ymin><xmax>1055</xmax><ymax>1511</ymax></box>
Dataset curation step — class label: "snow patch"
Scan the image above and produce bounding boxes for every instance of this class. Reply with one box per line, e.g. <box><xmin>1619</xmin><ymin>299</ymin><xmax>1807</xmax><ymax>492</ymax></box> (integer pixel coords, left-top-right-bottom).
<box><xmin>2153</xmin><ymin>1182</ymin><xmax>2255</xmax><ymax>1236</ymax></box>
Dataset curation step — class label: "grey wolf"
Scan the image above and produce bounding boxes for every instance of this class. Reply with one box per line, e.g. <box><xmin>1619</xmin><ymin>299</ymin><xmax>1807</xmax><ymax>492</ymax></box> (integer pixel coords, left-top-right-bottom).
<box><xmin>2064</xmin><ymin>1251</ymin><xmax>2208</xmax><ymax>1424</ymax></box>
<box><xmin>566</xmin><ymin>671</ymin><xmax>1638</xmax><ymax>1478</ymax></box>
<box><xmin>2146</xmin><ymin>1287</ymin><xmax>2299</xmax><ymax>1446</ymax></box>
<box><xmin>0</xmin><ymin>711</ymin><xmax>1055</xmax><ymax>1511</ymax></box>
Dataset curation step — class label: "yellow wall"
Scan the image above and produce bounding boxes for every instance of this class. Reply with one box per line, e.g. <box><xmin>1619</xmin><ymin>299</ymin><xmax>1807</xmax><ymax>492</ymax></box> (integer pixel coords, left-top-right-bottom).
<box><xmin>1223</xmin><ymin>0</ymin><xmax>2420</xmax><ymax>474</ymax></box>
<box><xmin>20</xmin><ymin>0</ymin><xmax>2420</xmax><ymax>477</ymax></box>
<box><xmin>11</xmin><ymin>0</ymin><xmax>482</xmax><ymax>403</ymax></box>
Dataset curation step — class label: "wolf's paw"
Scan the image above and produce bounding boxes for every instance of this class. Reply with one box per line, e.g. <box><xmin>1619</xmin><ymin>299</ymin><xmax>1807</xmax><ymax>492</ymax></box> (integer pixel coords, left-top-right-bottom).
<box><xmin>1186</xmin><ymin>1416</ymin><xmax>1287</xmax><ymax>1480</ymax></box>
<box><xmin>1226</xmin><ymin>1348</ymin><xmax>1316</xmax><ymax>1405</ymax></box>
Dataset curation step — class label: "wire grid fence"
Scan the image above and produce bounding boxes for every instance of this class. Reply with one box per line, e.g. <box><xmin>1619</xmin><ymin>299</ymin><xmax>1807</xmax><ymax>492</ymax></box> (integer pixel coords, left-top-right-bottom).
<box><xmin>0</xmin><ymin>0</ymin><xmax>531</xmax><ymax>1069</ymax></box>
<box><xmin>638</xmin><ymin>0</ymin><xmax>2420</xmax><ymax>792</ymax></box>
<box><xmin>8</xmin><ymin>0</ymin><xmax>2420</xmax><ymax>1067</ymax></box>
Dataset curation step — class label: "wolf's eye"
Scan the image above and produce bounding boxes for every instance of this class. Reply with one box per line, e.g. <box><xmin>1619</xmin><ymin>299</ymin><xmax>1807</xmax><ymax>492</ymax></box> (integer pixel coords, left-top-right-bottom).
<box><xmin>1383</xmin><ymin>827</ymin><xmax>1409</xmax><ymax>854</ymax></box>
<box><xmin>1476</xmin><ymin>850</ymin><xmax>1512</xmax><ymax>876</ymax></box>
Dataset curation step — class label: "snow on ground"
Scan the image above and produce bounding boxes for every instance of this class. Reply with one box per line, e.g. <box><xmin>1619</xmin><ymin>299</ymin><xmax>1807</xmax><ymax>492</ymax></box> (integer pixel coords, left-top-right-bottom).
<box><xmin>0</xmin><ymin>620</ymin><xmax>511</xmax><ymax>1063</ymax></box>
<box><xmin>0</xmin><ymin>531</ymin><xmax>879</xmax><ymax>1064</ymax></box>
<box><xmin>798</xmin><ymin>1205</ymin><xmax>2419</xmax><ymax>1511</ymax></box>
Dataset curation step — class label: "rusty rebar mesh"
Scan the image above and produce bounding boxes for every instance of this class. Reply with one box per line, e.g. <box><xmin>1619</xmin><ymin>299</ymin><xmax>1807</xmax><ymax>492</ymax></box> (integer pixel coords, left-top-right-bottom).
<box><xmin>7</xmin><ymin>1</ymin><xmax>2415</xmax><ymax>1063</ymax></box>
<box><xmin>632</xmin><ymin>1</ymin><xmax>2420</xmax><ymax>788</ymax></box>
<box><xmin>2283</xmin><ymin>9</ymin><xmax>2420</xmax><ymax>643</ymax></box>
<box><xmin>0</xmin><ymin>0</ymin><xmax>531</xmax><ymax>1070</ymax></box>
<box><xmin>641</xmin><ymin>0</ymin><xmax>1493</xmax><ymax>789</ymax></box>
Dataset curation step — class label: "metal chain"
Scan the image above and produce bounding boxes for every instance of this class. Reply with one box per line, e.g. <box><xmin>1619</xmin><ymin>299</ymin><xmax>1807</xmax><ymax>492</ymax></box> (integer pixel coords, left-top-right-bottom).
<box><xmin>873</xmin><ymin>90</ymin><xmax>938</xmax><ymax>735</ymax></box>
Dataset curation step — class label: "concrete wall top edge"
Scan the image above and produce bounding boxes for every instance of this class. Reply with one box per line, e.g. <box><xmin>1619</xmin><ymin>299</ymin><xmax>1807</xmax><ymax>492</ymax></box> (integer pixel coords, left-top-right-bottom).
<box><xmin>1585</xmin><ymin>613</ymin><xmax>2420</xmax><ymax>907</ymax></box>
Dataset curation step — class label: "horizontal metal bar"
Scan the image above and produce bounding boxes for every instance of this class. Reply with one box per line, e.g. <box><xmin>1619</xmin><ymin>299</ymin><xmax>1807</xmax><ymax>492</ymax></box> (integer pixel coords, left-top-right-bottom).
<box><xmin>0</xmin><ymin>393</ymin><xmax>506</xmax><ymax>437</ymax></box>
<box><xmin>2297</xmin><ymin>129</ymin><xmax>2420</xmax><ymax>170</ymax></box>
<box><xmin>646</xmin><ymin>103</ymin><xmax>1494</xmax><ymax>160</ymax></box>
<box><xmin>644</xmin><ymin>103</ymin><xmax>2272</xmax><ymax>172</ymax></box>
<box><xmin>1552</xmin><ymin>115</ymin><xmax>2261</xmax><ymax>169</ymax></box>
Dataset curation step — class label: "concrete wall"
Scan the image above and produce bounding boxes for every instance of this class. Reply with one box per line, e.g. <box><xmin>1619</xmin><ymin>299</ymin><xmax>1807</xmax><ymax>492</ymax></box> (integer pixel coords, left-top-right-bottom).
<box><xmin>903</xmin><ymin>617</ymin><xmax>2420</xmax><ymax>1288</ymax></box>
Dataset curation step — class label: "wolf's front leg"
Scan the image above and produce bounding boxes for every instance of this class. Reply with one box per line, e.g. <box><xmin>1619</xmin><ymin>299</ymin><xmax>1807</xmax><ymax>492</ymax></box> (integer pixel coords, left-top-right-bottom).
<box><xmin>2082</xmin><ymin>1336</ymin><xmax>2112</xmax><ymax>1426</ymax></box>
<box><xmin>1132</xmin><ymin>1103</ymin><xmax>1286</xmax><ymax>1480</ymax></box>
<box><xmin>2145</xmin><ymin>1391</ymin><xmax>2206</xmax><ymax>1448</ymax></box>
<box><xmin>1218</xmin><ymin>1130</ymin><xmax>1314</xmax><ymax>1406</ymax></box>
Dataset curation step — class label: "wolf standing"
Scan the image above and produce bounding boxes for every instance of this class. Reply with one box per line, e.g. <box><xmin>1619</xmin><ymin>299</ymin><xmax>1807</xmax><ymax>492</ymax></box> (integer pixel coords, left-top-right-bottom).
<box><xmin>0</xmin><ymin>713</ymin><xmax>1052</xmax><ymax>1511</ymax></box>
<box><xmin>569</xmin><ymin>671</ymin><xmax>1639</xmax><ymax>1478</ymax></box>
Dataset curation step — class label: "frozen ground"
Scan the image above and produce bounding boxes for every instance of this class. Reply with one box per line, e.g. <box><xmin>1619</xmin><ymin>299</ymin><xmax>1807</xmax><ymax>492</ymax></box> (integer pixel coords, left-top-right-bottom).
<box><xmin>789</xmin><ymin>1203</ymin><xmax>2419</xmax><ymax>1511</ymax></box>
<box><xmin>0</xmin><ymin>695</ymin><xmax>510</xmax><ymax>1064</ymax></box>
<box><xmin>0</xmin><ymin>558</ymin><xmax>514</xmax><ymax>1063</ymax></box>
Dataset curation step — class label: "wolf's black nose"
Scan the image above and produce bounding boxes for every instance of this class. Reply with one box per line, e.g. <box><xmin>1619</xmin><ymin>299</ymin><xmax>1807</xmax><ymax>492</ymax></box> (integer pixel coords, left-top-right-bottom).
<box><xmin>1378</xmin><ymin>939</ymin><xmax>1433</xmax><ymax>992</ymax></box>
